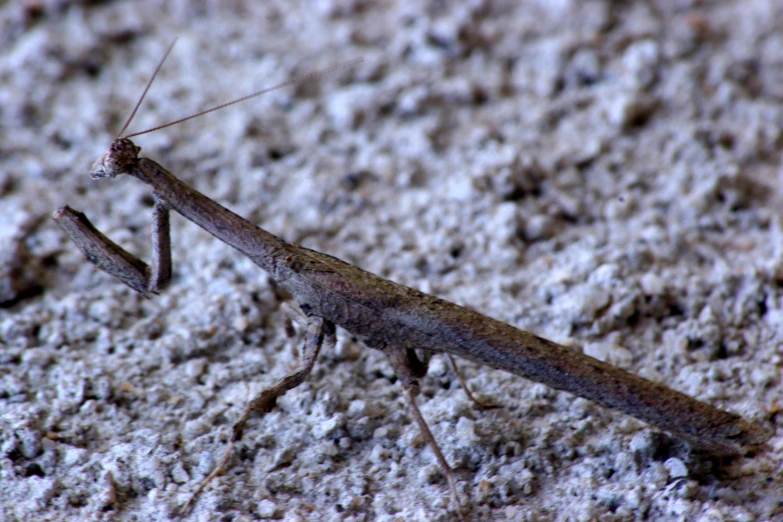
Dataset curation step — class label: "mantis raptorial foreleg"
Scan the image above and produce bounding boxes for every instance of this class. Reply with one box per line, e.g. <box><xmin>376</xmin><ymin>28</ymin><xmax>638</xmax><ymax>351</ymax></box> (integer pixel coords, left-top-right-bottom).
<box><xmin>54</xmin><ymin>199</ymin><xmax>171</xmax><ymax>297</ymax></box>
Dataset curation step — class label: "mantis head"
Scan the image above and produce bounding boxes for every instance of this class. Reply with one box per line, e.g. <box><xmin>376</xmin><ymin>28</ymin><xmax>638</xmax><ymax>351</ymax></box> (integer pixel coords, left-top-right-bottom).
<box><xmin>90</xmin><ymin>138</ymin><xmax>141</xmax><ymax>180</ymax></box>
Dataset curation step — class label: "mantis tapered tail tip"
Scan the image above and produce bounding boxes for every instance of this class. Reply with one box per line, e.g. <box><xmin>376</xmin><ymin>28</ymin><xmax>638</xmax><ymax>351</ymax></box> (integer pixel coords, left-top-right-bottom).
<box><xmin>692</xmin><ymin>415</ymin><xmax>774</xmax><ymax>456</ymax></box>
<box><xmin>734</xmin><ymin>419</ymin><xmax>774</xmax><ymax>449</ymax></box>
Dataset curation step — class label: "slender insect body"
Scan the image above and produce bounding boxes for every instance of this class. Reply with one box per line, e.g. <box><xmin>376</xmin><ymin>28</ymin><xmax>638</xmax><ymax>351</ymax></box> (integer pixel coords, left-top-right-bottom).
<box><xmin>55</xmin><ymin>48</ymin><xmax>771</xmax><ymax>517</ymax></box>
<box><xmin>132</xmin><ymin>144</ymin><xmax>770</xmax><ymax>456</ymax></box>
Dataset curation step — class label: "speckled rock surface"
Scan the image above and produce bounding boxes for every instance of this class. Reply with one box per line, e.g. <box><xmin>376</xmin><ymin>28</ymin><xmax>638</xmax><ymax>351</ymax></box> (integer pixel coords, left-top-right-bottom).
<box><xmin>1</xmin><ymin>1</ymin><xmax>781</xmax><ymax>521</ymax></box>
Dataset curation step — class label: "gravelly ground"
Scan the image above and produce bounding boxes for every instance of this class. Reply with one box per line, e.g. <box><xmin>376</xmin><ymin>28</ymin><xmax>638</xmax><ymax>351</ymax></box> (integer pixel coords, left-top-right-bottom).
<box><xmin>1</xmin><ymin>1</ymin><xmax>782</xmax><ymax>521</ymax></box>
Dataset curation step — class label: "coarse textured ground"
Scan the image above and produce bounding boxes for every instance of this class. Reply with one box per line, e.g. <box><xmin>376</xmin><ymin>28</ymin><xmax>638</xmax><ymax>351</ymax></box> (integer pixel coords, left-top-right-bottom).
<box><xmin>1</xmin><ymin>1</ymin><xmax>782</xmax><ymax>521</ymax></box>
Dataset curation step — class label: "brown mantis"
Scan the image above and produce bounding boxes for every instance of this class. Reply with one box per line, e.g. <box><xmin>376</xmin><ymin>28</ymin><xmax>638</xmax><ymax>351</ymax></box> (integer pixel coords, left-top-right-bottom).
<box><xmin>54</xmin><ymin>44</ymin><xmax>772</xmax><ymax>518</ymax></box>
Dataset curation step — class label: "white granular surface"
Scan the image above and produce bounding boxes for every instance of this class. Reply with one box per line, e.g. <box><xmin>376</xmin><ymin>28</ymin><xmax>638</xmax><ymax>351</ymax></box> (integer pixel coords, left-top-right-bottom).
<box><xmin>1</xmin><ymin>2</ymin><xmax>781</xmax><ymax>521</ymax></box>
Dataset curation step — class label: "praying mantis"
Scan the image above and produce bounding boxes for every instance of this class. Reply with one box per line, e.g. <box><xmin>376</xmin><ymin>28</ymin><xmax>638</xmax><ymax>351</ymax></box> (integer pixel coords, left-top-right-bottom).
<box><xmin>54</xmin><ymin>43</ymin><xmax>771</xmax><ymax>518</ymax></box>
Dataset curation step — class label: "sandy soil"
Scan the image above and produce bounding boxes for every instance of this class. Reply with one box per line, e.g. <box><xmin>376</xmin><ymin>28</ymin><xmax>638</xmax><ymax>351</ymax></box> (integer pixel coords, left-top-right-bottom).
<box><xmin>1</xmin><ymin>1</ymin><xmax>781</xmax><ymax>521</ymax></box>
